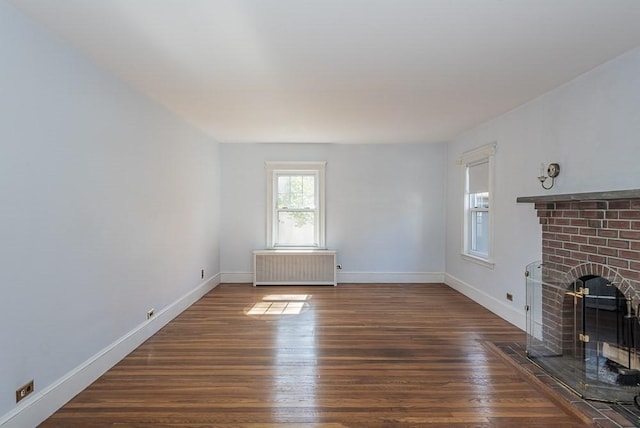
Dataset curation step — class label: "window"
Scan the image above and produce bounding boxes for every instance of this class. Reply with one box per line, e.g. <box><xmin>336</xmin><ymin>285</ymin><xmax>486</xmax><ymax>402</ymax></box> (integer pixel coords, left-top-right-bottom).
<box><xmin>459</xmin><ymin>144</ymin><xmax>495</xmax><ymax>268</ymax></box>
<box><xmin>266</xmin><ymin>162</ymin><xmax>326</xmax><ymax>248</ymax></box>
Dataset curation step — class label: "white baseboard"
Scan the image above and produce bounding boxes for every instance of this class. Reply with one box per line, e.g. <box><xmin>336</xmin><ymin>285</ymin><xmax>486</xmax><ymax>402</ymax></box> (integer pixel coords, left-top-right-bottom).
<box><xmin>0</xmin><ymin>274</ymin><xmax>221</xmax><ymax>428</ymax></box>
<box><xmin>444</xmin><ymin>273</ymin><xmax>525</xmax><ymax>330</ymax></box>
<box><xmin>220</xmin><ymin>272</ymin><xmax>253</xmax><ymax>283</ymax></box>
<box><xmin>337</xmin><ymin>271</ymin><xmax>445</xmax><ymax>283</ymax></box>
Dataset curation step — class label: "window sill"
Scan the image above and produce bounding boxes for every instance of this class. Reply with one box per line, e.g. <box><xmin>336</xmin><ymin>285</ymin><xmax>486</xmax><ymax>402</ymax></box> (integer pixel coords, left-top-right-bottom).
<box><xmin>269</xmin><ymin>246</ymin><xmax>326</xmax><ymax>251</ymax></box>
<box><xmin>461</xmin><ymin>253</ymin><xmax>495</xmax><ymax>269</ymax></box>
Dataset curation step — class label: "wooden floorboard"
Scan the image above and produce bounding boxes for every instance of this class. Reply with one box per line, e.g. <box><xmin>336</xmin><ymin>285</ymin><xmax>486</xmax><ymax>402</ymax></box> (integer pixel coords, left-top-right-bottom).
<box><xmin>40</xmin><ymin>283</ymin><xmax>585</xmax><ymax>427</ymax></box>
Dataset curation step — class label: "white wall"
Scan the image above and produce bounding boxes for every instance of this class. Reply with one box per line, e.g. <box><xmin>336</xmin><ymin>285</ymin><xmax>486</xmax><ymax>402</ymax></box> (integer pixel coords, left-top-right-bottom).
<box><xmin>445</xmin><ymin>47</ymin><xmax>640</xmax><ymax>329</ymax></box>
<box><xmin>0</xmin><ymin>2</ymin><xmax>220</xmax><ymax>426</ymax></box>
<box><xmin>220</xmin><ymin>143</ymin><xmax>446</xmax><ymax>283</ymax></box>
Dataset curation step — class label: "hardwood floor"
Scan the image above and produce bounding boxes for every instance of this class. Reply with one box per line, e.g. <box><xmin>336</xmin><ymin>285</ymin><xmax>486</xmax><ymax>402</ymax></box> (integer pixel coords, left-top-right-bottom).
<box><xmin>40</xmin><ymin>284</ymin><xmax>584</xmax><ymax>427</ymax></box>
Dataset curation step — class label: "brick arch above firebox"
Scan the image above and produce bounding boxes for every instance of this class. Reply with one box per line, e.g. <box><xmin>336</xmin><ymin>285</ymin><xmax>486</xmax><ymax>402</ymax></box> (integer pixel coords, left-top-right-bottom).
<box><xmin>562</xmin><ymin>263</ymin><xmax>638</xmax><ymax>307</ymax></box>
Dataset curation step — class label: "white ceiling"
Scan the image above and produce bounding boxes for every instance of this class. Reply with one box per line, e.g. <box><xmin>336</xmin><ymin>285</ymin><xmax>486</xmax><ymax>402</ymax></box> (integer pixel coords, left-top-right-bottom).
<box><xmin>9</xmin><ymin>0</ymin><xmax>640</xmax><ymax>144</ymax></box>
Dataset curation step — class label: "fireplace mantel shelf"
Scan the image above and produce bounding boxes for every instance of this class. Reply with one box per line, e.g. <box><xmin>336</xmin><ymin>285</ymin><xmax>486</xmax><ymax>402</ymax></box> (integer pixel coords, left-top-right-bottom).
<box><xmin>516</xmin><ymin>189</ymin><xmax>640</xmax><ymax>203</ymax></box>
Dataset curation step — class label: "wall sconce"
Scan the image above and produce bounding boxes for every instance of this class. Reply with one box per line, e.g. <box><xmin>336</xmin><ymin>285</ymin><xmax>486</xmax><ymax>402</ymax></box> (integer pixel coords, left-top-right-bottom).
<box><xmin>538</xmin><ymin>163</ymin><xmax>560</xmax><ymax>190</ymax></box>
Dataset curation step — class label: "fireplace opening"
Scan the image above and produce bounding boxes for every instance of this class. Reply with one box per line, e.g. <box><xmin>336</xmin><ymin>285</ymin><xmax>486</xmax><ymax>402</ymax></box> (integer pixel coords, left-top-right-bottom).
<box><xmin>575</xmin><ymin>275</ymin><xmax>640</xmax><ymax>387</ymax></box>
<box><xmin>526</xmin><ymin>262</ymin><xmax>640</xmax><ymax>404</ymax></box>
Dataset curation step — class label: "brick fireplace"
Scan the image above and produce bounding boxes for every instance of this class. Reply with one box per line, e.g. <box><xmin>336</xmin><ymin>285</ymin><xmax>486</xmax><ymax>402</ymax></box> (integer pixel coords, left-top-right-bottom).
<box><xmin>535</xmin><ymin>198</ymin><xmax>640</xmax><ymax>290</ymax></box>
<box><xmin>519</xmin><ymin>189</ymin><xmax>640</xmax><ymax>406</ymax></box>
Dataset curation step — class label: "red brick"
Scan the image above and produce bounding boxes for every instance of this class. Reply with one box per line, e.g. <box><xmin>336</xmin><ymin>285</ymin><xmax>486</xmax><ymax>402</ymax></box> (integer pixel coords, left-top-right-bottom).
<box><xmin>598</xmin><ymin>247</ymin><xmax>618</xmax><ymax>257</ymax></box>
<box><xmin>548</xmin><ymin>240</ymin><xmax>563</xmax><ymax>248</ymax></box>
<box><xmin>579</xmin><ymin>244</ymin><xmax>598</xmax><ymax>254</ymax></box>
<box><xmin>606</xmin><ymin>220</ymin><xmax>631</xmax><ymax>229</ymax></box>
<box><xmin>542</xmin><ymin>232</ymin><xmax>556</xmax><ymax>240</ymax></box>
<box><xmin>560</xmin><ymin>210</ymin><xmax>579</xmax><ymax>218</ymax></box>
<box><xmin>588</xmin><ymin>237</ymin><xmax>607</xmax><ymax>246</ymax></box>
<box><xmin>548</xmin><ymin>255</ymin><xmax>563</xmax><ymax>264</ymax></box>
<box><xmin>620</xmin><ymin>211</ymin><xmax>640</xmax><ymax>219</ymax></box>
<box><xmin>563</xmin><ymin>242</ymin><xmax>580</xmax><ymax>250</ymax></box>
<box><xmin>555</xmin><ymin>202</ymin><xmax>572</xmax><ymax>210</ymax></box>
<box><xmin>555</xmin><ymin>233</ymin><xmax>571</xmax><ymax>242</ymax></box>
<box><xmin>570</xmin><ymin>218</ymin><xmax>588</xmax><ymax>227</ymax></box>
<box><xmin>562</xmin><ymin>258</ymin><xmax>581</xmax><ymax>267</ymax></box>
<box><xmin>620</xmin><ymin>230</ymin><xmax>640</xmax><ymax>241</ymax></box>
<box><xmin>608</xmin><ymin>257</ymin><xmax>630</xmax><ymax>269</ymax></box>
<box><xmin>631</xmin><ymin>261</ymin><xmax>640</xmax><ymax>271</ymax></box>
<box><xmin>578</xmin><ymin>201</ymin><xmax>607</xmax><ymax>210</ymax></box>
<box><xmin>548</xmin><ymin>225</ymin><xmax>563</xmax><ymax>233</ymax></box>
<box><xmin>609</xmin><ymin>239</ymin><xmax>630</xmax><ymax>249</ymax></box>
<box><xmin>588</xmin><ymin>220</ymin><xmax>603</xmax><ymax>229</ymax></box>
<box><xmin>598</xmin><ymin>229</ymin><xmax>618</xmax><ymax>238</ymax></box>
<box><xmin>562</xmin><ymin>226</ymin><xmax>579</xmax><ymax>234</ymax></box>
<box><xmin>610</xmin><ymin>200</ymin><xmax>631</xmax><ymax>209</ymax></box>
<box><xmin>587</xmin><ymin>254</ymin><xmax>607</xmax><ymax>264</ymax></box>
<box><xmin>580</xmin><ymin>210</ymin><xmax>605</xmax><ymax>219</ymax></box>
<box><xmin>619</xmin><ymin>250</ymin><xmax>640</xmax><ymax>261</ymax></box>
<box><xmin>606</xmin><ymin>211</ymin><xmax>619</xmax><ymax>219</ymax></box>
<box><xmin>554</xmin><ymin>218</ymin><xmax>571</xmax><ymax>226</ymax></box>
<box><xmin>618</xmin><ymin>269</ymin><xmax>640</xmax><ymax>281</ymax></box>
<box><xmin>556</xmin><ymin>249</ymin><xmax>571</xmax><ymax>257</ymax></box>
<box><xmin>537</xmin><ymin>210</ymin><xmax>551</xmax><ymax>218</ymax></box>
<box><xmin>632</xmin><ymin>221</ymin><xmax>640</xmax><ymax>230</ymax></box>
<box><xmin>580</xmin><ymin>228</ymin><xmax>597</xmax><ymax>236</ymax></box>
<box><xmin>571</xmin><ymin>251</ymin><xmax>589</xmax><ymax>260</ymax></box>
<box><xmin>535</xmin><ymin>202</ymin><xmax>555</xmax><ymax>210</ymax></box>
<box><xmin>544</xmin><ymin>261</ymin><xmax>559</xmax><ymax>271</ymax></box>
<box><xmin>570</xmin><ymin>235</ymin><xmax>589</xmax><ymax>244</ymax></box>
<box><xmin>631</xmin><ymin>200</ymin><xmax>640</xmax><ymax>209</ymax></box>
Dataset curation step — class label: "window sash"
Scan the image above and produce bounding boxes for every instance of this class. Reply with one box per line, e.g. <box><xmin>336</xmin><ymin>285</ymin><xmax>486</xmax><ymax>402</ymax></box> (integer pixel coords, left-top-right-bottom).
<box><xmin>276</xmin><ymin>174</ymin><xmax>317</xmax><ymax>210</ymax></box>
<box><xmin>469</xmin><ymin>210</ymin><xmax>489</xmax><ymax>257</ymax></box>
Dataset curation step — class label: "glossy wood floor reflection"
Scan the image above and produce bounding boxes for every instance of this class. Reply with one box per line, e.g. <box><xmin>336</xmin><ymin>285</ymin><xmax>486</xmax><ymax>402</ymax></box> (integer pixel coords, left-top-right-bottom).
<box><xmin>41</xmin><ymin>284</ymin><xmax>584</xmax><ymax>427</ymax></box>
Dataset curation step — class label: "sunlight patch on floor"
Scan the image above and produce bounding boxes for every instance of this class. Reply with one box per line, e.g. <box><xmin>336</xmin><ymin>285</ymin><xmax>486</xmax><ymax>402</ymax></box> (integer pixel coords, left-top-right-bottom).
<box><xmin>262</xmin><ymin>294</ymin><xmax>310</xmax><ymax>301</ymax></box>
<box><xmin>246</xmin><ymin>294</ymin><xmax>311</xmax><ymax>316</ymax></box>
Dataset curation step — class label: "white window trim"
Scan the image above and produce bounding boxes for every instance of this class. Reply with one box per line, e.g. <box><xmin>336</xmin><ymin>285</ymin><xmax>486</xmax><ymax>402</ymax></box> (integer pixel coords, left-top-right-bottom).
<box><xmin>265</xmin><ymin>161</ymin><xmax>326</xmax><ymax>249</ymax></box>
<box><xmin>457</xmin><ymin>143</ymin><xmax>496</xmax><ymax>269</ymax></box>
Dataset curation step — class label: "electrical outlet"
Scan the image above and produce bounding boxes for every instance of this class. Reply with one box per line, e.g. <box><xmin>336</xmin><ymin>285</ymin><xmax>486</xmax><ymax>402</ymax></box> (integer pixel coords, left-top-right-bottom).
<box><xmin>16</xmin><ymin>380</ymin><xmax>34</xmax><ymax>403</ymax></box>
<box><xmin>506</xmin><ymin>293</ymin><xmax>513</xmax><ymax>302</ymax></box>
<box><xmin>201</xmin><ymin>269</ymin><xmax>204</xmax><ymax>279</ymax></box>
<box><xmin>146</xmin><ymin>308</ymin><xmax>154</xmax><ymax>319</ymax></box>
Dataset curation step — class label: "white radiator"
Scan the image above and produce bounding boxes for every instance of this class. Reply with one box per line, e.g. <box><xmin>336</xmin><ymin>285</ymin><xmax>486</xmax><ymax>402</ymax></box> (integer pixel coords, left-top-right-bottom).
<box><xmin>253</xmin><ymin>250</ymin><xmax>337</xmax><ymax>286</ymax></box>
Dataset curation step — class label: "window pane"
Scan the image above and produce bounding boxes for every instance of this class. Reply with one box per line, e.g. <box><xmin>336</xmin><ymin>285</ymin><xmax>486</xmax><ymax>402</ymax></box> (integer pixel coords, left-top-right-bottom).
<box><xmin>277</xmin><ymin>174</ymin><xmax>315</xmax><ymax>209</ymax></box>
<box><xmin>290</xmin><ymin>176</ymin><xmax>304</xmax><ymax>207</ymax></box>
<box><xmin>302</xmin><ymin>176</ymin><xmax>315</xmax><ymax>208</ymax></box>
<box><xmin>470</xmin><ymin>192</ymin><xmax>489</xmax><ymax>209</ymax></box>
<box><xmin>277</xmin><ymin>211</ymin><xmax>315</xmax><ymax>245</ymax></box>
<box><xmin>277</xmin><ymin>176</ymin><xmax>290</xmax><ymax>208</ymax></box>
<box><xmin>471</xmin><ymin>211</ymin><xmax>489</xmax><ymax>255</ymax></box>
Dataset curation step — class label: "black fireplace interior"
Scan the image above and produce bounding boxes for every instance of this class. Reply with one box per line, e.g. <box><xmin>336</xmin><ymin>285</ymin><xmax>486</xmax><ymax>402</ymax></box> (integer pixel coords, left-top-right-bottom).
<box><xmin>578</xmin><ymin>275</ymin><xmax>640</xmax><ymax>388</ymax></box>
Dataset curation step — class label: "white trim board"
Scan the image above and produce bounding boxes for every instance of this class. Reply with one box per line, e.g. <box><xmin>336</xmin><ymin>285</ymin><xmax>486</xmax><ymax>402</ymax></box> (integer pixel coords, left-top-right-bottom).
<box><xmin>221</xmin><ymin>272</ymin><xmax>253</xmax><ymax>283</ymax></box>
<box><xmin>0</xmin><ymin>274</ymin><xmax>221</xmax><ymax>428</ymax></box>
<box><xmin>444</xmin><ymin>273</ymin><xmax>525</xmax><ymax>330</ymax></box>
